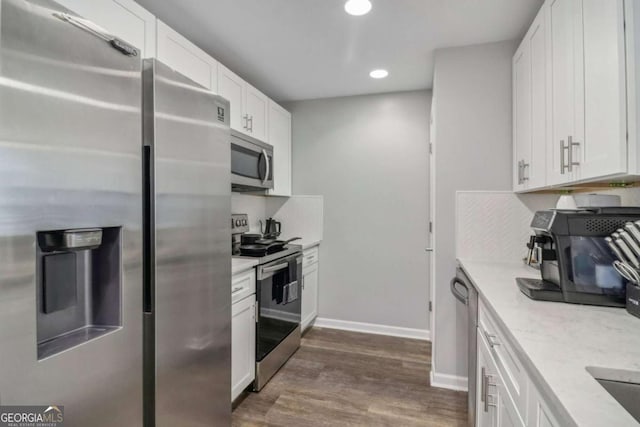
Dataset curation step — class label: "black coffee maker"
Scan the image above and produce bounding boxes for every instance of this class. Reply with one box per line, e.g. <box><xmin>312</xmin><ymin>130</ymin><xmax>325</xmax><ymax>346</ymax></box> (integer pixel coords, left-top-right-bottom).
<box><xmin>517</xmin><ymin>207</ymin><xmax>640</xmax><ymax>307</ymax></box>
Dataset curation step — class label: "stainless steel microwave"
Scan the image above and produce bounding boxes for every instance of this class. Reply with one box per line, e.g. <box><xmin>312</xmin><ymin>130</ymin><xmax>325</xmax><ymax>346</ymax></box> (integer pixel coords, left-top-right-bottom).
<box><xmin>231</xmin><ymin>130</ymin><xmax>274</xmax><ymax>191</ymax></box>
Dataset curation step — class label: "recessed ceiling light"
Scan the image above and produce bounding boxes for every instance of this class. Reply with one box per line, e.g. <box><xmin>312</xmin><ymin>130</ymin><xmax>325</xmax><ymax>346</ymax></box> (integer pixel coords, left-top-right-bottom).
<box><xmin>369</xmin><ymin>69</ymin><xmax>388</xmax><ymax>79</ymax></box>
<box><xmin>344</xmin><ymin>0</ymin><xmax>372</xmax><ymax>16</ymax></box>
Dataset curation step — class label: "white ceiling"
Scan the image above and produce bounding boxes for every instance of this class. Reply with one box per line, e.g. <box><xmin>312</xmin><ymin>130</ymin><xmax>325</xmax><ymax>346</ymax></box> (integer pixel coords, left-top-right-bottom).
<box><xmin>136</xmin><ymin>0</ymin><xmax>543</xmax><ymax>102</ymax></box>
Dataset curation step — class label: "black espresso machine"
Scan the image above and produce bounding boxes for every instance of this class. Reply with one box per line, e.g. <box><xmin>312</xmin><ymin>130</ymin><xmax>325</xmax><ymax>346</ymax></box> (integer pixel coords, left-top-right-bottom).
<box><xmin>517</xmin><ymin>207</ymin><xmax>640</xmax><ymax>307</ymax></box>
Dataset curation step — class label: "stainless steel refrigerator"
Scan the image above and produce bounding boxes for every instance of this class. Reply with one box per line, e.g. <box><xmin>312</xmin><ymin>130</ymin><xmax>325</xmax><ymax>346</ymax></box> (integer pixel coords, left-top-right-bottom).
<box><xmin>142</xmin><ymin>58</ymin><xmax>231</xmax><ymax>427</ymax></box>
<box><xmin>0</xmin><ymin>0</ymin><xmax>232</xmax><ymax>425</ymax></box>
<box><xmin>0</xmin><ymin>0</ymin><xmax>144</xmax><ymax>425</ymax></box>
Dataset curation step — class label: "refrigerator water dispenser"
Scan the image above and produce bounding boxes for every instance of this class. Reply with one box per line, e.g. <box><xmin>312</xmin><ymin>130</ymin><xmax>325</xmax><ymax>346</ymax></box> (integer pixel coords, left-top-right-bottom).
<box><xmin>36</xmin><ymin>227</ymin><xmax>122</xmax><ymax>359</ymax></box>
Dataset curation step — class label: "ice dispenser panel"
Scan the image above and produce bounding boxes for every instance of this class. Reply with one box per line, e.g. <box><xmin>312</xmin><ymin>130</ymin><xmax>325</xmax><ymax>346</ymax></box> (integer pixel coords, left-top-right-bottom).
<box><xmin>36</xmin><ymin>227</ymin><xmax>122</xmax><ymax>360</ymax></box>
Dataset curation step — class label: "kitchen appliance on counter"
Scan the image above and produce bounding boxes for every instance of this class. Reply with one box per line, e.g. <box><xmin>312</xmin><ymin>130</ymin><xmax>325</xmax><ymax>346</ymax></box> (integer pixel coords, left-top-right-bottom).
<box><xmin>231</xmin><ymin>130</ymin><xmax>274</xmax><ymax>192</ymax></box>
<box><xmin>517</xmin><ymin>208</ymin><xmax>640</xmax><ymax>307</ymax></box>
<box><xmin>0</xmin><ymin>0</ymin><xmax>144</xmax><ymax>424</ymax></box>
<box><xmin>232</xmin><ymin>215</ymin><xmax>302</xmax><ymax>391</ymax></box>
<box><xmin>260</xmin><ymin>218</ymin><xmax>282</xmax><ymax>239</ymax></box>
<box><xmin>450</xmin><ymin>267</ymin><xmax>479</xmax><ymax>427</ymax></box>
<box><xmin>142</xmin><ymin>59</ymin><xmax>232</xmax><ymax>425</ymax></box>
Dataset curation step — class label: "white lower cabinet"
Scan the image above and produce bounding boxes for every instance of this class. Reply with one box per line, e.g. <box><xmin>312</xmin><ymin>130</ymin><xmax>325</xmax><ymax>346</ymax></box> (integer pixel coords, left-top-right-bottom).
<box><xmin>231</xmin><ymin>271</ymin><xmax>256</xmax><ymax>402</ymax></box>
<box><xmin>477</xmin><ymin>299</ymin><xmax>559</xmax><ymax>427</ymax></box>
<box><xmin>301</xmin><ymin>246</ymin><xmax>319</xmax><ymax>331</ymax></box>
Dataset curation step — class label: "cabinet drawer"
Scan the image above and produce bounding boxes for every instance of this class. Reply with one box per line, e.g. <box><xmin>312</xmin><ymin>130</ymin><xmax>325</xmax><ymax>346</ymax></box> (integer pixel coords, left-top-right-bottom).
<box><xmin>232</xmin><ymin>269</ymin><xmax>256</xmax><ymax>304</ymax></box>
<box><xmin>478</xmin><ymin>298</ymin><xmax>528</xmax><ymax>419</ymax></box>
<box><xmin>303</xmin><ymin>246</ymin><xmax>319</xmax><ymax>267</ymax></box>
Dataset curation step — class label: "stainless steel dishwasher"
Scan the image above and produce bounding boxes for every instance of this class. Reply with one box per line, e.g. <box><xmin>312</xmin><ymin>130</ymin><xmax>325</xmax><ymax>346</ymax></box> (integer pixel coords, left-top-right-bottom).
<box><xmin>451</xmin><ymin>267</ymin><xmax>479</xmax><ymax>427</ymax></box>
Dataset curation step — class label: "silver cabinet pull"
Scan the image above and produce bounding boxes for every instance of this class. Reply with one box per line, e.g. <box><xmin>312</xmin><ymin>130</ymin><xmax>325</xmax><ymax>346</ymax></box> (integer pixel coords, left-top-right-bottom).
<box><xmin>249</xmin><ymin>115</ymin><xmax>254</xmax><ymax>132</ymax></box>
<box><xmin>232</xmin><ymin>286</ymin><xmax>243</xmax><ymax>294</ymax></box>
<box><xmin>243</xmin><ymin>114</ymin><xmax>249</xmax><ymax>130</ymax></box>
<box><xmin>522</xmin><ymin>161</ymin><xmax>529</xmax><ymax>181</ymax></box>
<box><xmin>560</xmin><ymin>139</ymin><xmax>567</xmax><ymax>174</ymax></box>
<box><xmin>568</xmin><ymin>135</ymin><xmax>580</xmax><ymax>172</ymax></box>
<box><xmin>481</xmin><ymin>367</ymin><xmax>487</xmax><ymax>404</ymax></box>
<box><xmin>484</xmin><ymin>330</ymin><xmax>500</xmax><ymax>347</ymax></box>
<box><xmin>517</xmin><ymin>160</ymin><xmax>522</xmax><ymax>184</ymax></box>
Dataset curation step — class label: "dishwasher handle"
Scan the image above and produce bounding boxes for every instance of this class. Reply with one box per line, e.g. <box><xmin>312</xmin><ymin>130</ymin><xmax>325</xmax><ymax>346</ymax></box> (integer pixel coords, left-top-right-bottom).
<box><xmin>450</xmin><ymin>277</ymin><xmax>469</xmax><ymax>305</ymax></box>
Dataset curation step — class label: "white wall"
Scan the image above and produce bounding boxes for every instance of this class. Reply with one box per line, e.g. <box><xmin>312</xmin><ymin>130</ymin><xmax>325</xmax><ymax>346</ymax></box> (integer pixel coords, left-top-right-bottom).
<box><xmin>284</xmin><ymin>90</ymin><xmax>432</xmax><ymax>333</ymax></box>
<box><xmin>431</xmin><ymin>40</ymin><xmax>517</xmax><ymax>387</ymax></box>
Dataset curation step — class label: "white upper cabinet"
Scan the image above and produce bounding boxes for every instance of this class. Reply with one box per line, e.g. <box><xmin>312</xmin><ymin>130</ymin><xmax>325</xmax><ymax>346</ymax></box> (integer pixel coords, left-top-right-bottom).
<box><xmin>218</xmin><ymin>64</ymin><xmax>246</xmax><ymax>132</ymax></box>
<box><xmin>580</xmin><ymin>0</ymin><xmax>627</xmax><ymax>179</ymax></box>
<box><xmin>218</xmin><ymin>64</ymin><xmax>270</xmax><ymax>141</ymax></box>
<box><xmin>156</xmin><ymin>20</ymin><xmax>218</xmax><ymax>91</ymax></box>
<box><xmin>267</xmin><ymin>101</ymin><xmax>292</xmax><ymax>197</ymax></box>
<box><xmin>245</xmin><ymin>84</ymin><xmax>269</xmax><ymax>142</ymax></box>
<box><xmin>516</xmin><ymin>0</ymin><xmax>631</xmax><ymax>191</ymax></box>
<box><xmin>56</xmin><ymin>0</ymin><xmax>156</xmax><ymax>57</ymax></box>
<box><xmin>513</xmin><ymin>5</ymin><xmax>547</xmax><ymax>192</ymax></box>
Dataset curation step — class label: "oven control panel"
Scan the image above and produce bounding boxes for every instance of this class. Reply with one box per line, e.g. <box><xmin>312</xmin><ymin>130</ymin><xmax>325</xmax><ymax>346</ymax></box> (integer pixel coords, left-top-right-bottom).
<box><xmin>231</xmin><ymin>213</ymin><xmax>249</xmax><ymax>234</ymax></box>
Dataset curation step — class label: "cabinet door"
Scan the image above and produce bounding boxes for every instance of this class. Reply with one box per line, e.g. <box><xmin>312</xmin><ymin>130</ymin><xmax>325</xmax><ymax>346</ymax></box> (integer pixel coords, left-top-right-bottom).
<box><xmin>477</xmin><ymin>333</ymin><xmax>497</xmax><ymax>427</ymax></box>
<box><xmin>527</xmin><ymin>384</ymin><xmax>561</xmax><ymax>427</ymax></box>
<box><xmin>231</xmin><ymin>295</ymin><xmax>255</xmax><ymax>401</ymax></box>
<box><xmin>513</xmin><ymin>42</ymin><xmax>532</xmax><ymax>191</ymax></box>
<box><xmin>529</xmin><ymin>7</ymin><xmax>548</xmax><ymax>189</ymax></box>
<box><xmin>580</xmin><ymin>0</ymin><xmax>627</xmax><ymax>178</ymax></box>
<box><xmin>548</xmin><ymin>0</ymin><xmax>582</xmax><ymax>185</ymax></box>
<box><xmin>497</xmin><ymin>383</ymin><xmax>525</xmax><ymax>427</ymax></box>
<box><xmin>218</xmin><ymin>64</ymin><xmax>246</xmax><ymax>133</ymax></box>
<box><xmin>267</xmin><ymin>101</ymin><xmax>292</xmax><ymax>196</ymax></box>
<box><xmin>156</xmin><ymin>20</ymin><xmax>217</xmax><ymax>91</ymax></box>
<box><xmin>55</xmin><ymin>0</ymin><xmax>156</xmax><ymax>57</ymax></box>
<box><xmin>301</xmin><ymin>264</ymin><xmax>319</xmax><ymax>330</ymax></box>
<box><xmin>245</xmin><ymin>84</ymin><xmax>269</xmax><ymax>142</ymax></box>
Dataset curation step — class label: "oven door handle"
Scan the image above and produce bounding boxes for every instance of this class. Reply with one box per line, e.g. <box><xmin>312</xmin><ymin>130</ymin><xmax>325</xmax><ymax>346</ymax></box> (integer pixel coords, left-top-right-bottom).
<box><xmin>262</xmin><ymin>262</ymin><xmax>288</xmax><ymax>274</ymax></box>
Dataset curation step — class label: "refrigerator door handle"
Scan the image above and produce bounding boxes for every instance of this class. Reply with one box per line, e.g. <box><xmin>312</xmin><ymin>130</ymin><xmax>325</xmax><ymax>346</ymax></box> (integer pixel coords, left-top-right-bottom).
<box><xmin>53</xmin><ymin>12</ymin><xmax>138</xmax><ymax>56</ymax></box>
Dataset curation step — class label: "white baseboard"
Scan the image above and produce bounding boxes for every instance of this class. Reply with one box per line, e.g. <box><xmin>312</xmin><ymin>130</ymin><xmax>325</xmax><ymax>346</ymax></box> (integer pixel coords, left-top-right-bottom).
<box><xmin>313</xmin><ymin>317</ymin><xmax>430</xmax><ymax>341</ymax></box>
<box><xmin>430</xmin><ymin>371</ymin><xmax>468</xmax><ymax>392</ymax></box>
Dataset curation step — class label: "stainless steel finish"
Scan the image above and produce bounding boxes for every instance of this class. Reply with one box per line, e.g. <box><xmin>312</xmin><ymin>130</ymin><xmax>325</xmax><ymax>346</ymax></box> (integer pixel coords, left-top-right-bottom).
<box><xmin>613</xmin><ymin>261</ymin><xmax>640</xmax><ymax>285</ymax></box>
<box><xmin>142</xmin><ymin>59</ymin><xmax>231</xmax><ymax>426</ymax></box>
<box><xmin>483</xmin><ymin>369</ymin><xmax>489</xmax><ymax>412</ymax></box>
<box><xmin>606</xmin><ymin>237</ymin><xmax>628</xmax><ymax>263</ymax></box>
<box><xmin>522</xmin><ymin>161</ymin><xmax>529</xmax><ymax>181</ymax></box>
<box><xmin>230</xmin><ymin>129</ymin><xmax>274</xmax><ymax>190</ymax></box>
<box><xmin>248</xmin><ymin>115</ymin><xmax>254</xmax><ymax>132</ymax></box>
<box><xmin>568</xmin><ymin>135</ymin><xmax>580</xmax><ymax>172</ymax></box>
<box><xmin>254</xmin><ymin>324</ymin><xmax>301</xmax><ymax>391</ymax></box>
<box><xmin>451</xmin><ymin>268</ymin><xmax>478</xmax><ymax>427</ymax></box>
<box><xmin>517</xmin><ymin>160</ymin><xmax>523</xmax><ymax>184</ymax></box>
<box><xmin>480</xmin><ymin>367</ymin><xmax>486</xmax><ymax>403</ymax></box>
<box><xmin>261</xmin><ymin>148</ymin><xmax>270</xmax><ymax>185</ymax></box>
<box><xmin>587</xmin><ymin>367</ymin><xmax>640</xmax><ymax>423</ymax></box>
<box><xmin>560</xmin><ymin>140</ymin><xmax>567</xmax><ymax>174</ymax></box>
<box><xmin>243</xmin><ymin>114</ymin><xmax>249</xmax><ymax>130</ymax></box>
<box><xmin>231</xmin><ymin>213</ymin><xmax>250</xmax><ymax>234</ymax></box>
<box><xmin>262</xmin><ymin>262</ymin><xmax>289</xmax><ymax>274</ymax></box>
<box><xmin>615</xmin><ymin>238</ymin><xmax>640</xmax><ymax>268</ymax></box>
<box><xmin>625</xmin><ymin>222</ymin><xmax>640</xmax><ymax>245</ymax></box>
<box><xmin>0</xmin><ymin>0</ymin><xmax>142</xmax><ymax>424</ymax></box>
<box><xmin>258</xmin><ymin>252</ymin><xmax>302</xmax><ymax>280</ymax></box>
<box><xmin>619</xmin><ymin>230</ymin><xmax>640</xmax><ymax>259</ymax></box>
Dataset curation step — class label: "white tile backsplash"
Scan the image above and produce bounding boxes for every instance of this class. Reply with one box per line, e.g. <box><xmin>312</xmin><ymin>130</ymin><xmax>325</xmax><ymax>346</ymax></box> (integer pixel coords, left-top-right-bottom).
<box><xmin>455</xmin><ymin>191</ymin><xmax>558</xmax><ymax>262</ymax></box>
<box><xmin>455</xmin><ymin>187</ymin><xmax>640</xmax><ymax>263</ymax></box>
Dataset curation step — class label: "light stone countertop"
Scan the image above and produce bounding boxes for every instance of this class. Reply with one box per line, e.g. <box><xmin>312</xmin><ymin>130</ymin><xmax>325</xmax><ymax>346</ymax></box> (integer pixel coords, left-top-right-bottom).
<box><xmin>299</xmin><ymin>239</ymin><xmax>321</xmax><ymax>250</ymax></box>
<box><xmin>231</xmin><ymin>257</ymin><xmax>258</xmax><ymax>276</ymax></box>
<box><xmin>458</xmin><ymin>258</ymin><xmax>640</xmax><ymax>427</ymax></box>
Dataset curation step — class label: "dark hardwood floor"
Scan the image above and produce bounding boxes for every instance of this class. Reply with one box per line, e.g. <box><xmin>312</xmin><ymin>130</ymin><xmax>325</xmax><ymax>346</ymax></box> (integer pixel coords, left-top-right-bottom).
<box><xmin>232</xmin><ymin>327</ymin><xmax>468</xmax><ymax>426</ymax></box>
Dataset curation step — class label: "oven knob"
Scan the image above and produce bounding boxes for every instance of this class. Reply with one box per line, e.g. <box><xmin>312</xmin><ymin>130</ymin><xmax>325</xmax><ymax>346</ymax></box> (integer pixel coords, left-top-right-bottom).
<box><xmin>242</xmin><ymin>219</ymin><xmax>248</xmax><ymax>226</ymax></box>
<box><xmin>235</xmin><ymin>219</ymin><xmax>241</xmax><ymax>227</ymax></box>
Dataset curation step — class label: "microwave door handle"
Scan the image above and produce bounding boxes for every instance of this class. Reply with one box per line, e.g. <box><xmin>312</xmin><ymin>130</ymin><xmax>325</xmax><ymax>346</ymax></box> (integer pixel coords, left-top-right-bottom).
<box><xmin>261</xmin><ymin>149</ymin><xmax>270</xmax><ymax>185</ymax></box>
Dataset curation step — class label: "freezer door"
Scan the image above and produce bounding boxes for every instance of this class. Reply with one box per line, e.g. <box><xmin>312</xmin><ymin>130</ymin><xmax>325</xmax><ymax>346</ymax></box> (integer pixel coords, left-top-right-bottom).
<box><xmin>143</xmin><ymin>59</ymin><xmax>231</xmax><ymax>426</ymax></box>
<box><xmin>0</xmin><ymin>0</ymin><xmax>143</xmax><ymax>426</ymax></box>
